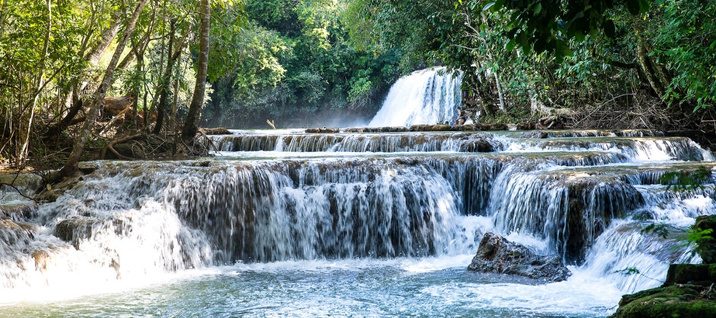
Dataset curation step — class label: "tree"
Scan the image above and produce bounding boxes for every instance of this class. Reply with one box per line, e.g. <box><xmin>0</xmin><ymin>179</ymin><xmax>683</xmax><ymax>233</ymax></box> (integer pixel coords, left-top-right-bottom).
<box><xmin>59</xmin><ymin>0</ymin><xmax>149</xmax><ymax>177</ymax></box>
<box><xmin>182</xmin><ymin>0</ymin><xmax>211</xmax><ymax>141</ymax></box>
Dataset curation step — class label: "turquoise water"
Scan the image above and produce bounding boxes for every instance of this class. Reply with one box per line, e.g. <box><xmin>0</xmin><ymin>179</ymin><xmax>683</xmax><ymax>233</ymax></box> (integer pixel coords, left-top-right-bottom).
<box><xmin>3</xmin><ymin>256</ymin><xmax>620</xmax><ymax>318</ymax></box>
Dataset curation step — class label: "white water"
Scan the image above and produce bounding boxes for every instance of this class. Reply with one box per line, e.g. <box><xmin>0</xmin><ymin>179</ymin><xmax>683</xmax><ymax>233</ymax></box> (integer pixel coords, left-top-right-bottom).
<box><xmin>369</xmin><ymin>67</ymin><xmax>463</xmax><ymax>127</ymax></box>
<box><xmin>1</xmin><ymin>129</ymin><xmax>714</xmax><ymax>316</ymax></box>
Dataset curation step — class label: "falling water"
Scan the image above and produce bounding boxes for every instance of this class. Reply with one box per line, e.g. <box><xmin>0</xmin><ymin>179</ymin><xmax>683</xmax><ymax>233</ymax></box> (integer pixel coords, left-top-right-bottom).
<box><xmin>369</xmin><ymin>67</ymin><xmax>463</xmax><ymax>127</ymax></box>
<box><xmin>1</xmin><ymin>127</ymin><xmax>714</xmax><ymax>316</ymax></box>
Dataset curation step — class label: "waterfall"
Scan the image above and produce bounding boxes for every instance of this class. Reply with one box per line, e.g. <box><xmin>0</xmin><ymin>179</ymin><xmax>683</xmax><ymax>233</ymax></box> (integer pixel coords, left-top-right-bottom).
<box><xmin>1</xmin><ymin>129</ymin><xmax>715</xmax><ymax>310</ymax></box>
<box><xmin>369</xmin><ymin>67</ymin><xmax>463</xmax><ymax>127</ymax></box>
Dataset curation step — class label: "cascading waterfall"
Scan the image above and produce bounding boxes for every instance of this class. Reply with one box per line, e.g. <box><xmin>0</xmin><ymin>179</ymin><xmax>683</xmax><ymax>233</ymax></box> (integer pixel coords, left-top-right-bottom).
<box><xmin>369</xmin><ymin>67</ymin><xmax>463</xmax><ymax>127</ymax></box>
<box><xmin>1</xmin><ymin>128</ymin><xmax>715</xmax><ymax>315</ymax></box>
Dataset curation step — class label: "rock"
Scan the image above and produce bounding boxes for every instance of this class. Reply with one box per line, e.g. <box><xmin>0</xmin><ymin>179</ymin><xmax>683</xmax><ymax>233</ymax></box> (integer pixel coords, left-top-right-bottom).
<box><xmin>694</xmin><ymin>215</ymin><xmax>716</xmax><ymax>264</ymax></box>
<box><xmin>612</xmin><ymin>219</ymin><xmax>716</xmax><ymax>318</ymax></box>
<box><xmin>305</xmin><ymin>128</ymin><xmax>340</xmax><ymax>133</ymax></box>
<box><xmin>0</xmin><ymin>203</ymin><xmax>35</xmax><ymax>219</ymax></box>
<box><xmin>31</xmin><ymin>250</ymin><xmax>50</xmax><ymax>272</ymax></box>
<box><xmin>0</xmin><ymin>218</ymin><xmax>36</xmax><ymax>244</ymax></box>
<box><xmin>611</xmin><ymin>284</ymin><xmax>716</xmax><ymax>318</ymax></box>
<box><xmin>54</xmin><ymin>216</ymin><xmax>126</xmax><ymax>249</ymax></box>
<box><xmin>467</xmin><ymin>232</ymin><xmax>571</xmax><ymax>282</ymax></box>
<box><xmin>476</xmin><ymin>123</ymin><xmax>508</xmax><ymax>131</ymax></box>
<box><xmin>0</xmin><ymin>172</ymin><xmax>42</xmax><ymax>192</ymax></box>
<box><xmin>516</xmin><ymin>122</ymin><xmax>536</xmax><ymax>130</ymax></box>
<box><xmin>409</xmin><ymin>124</ymin><xmax>452</xmax><ymax>132</ymax></box>
<box><xmin>459</xmin><ymin>139</ymin><xmax>494</xmax><ymax>152</ymax></box>
<box><xmin>54</xmin><ymin>217</ymin><xmax>97</xmax><ymax>248</ymax></box>
<box><xmin>664</xmin><ymin>264</ymin><xmax>716</xmax><ymax>286</ymax></box>
<box><xmin>200</xmin><ymin>127</ymin><xmax>231</xmax><ymax>135</ymax></box>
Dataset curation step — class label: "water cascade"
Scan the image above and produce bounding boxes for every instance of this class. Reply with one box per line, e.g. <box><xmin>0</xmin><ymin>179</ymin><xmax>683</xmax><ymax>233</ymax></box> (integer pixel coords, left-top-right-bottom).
<box><xmin>369</xmin><ymin>67</ymin><xmax>464</xmax><ymax>127</ymax></box>
<box><xmin>1</xmin><ymin>127</ymin><xmax>714</xmax><ymax>316</ymax></box>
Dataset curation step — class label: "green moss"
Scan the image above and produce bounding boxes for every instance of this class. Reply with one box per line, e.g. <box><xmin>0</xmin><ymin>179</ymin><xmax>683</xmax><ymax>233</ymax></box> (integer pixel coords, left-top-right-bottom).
<box><xmin>612</xmin><ymin>285</ymin><xmax>716</xmax><ymax>318</ymax></box>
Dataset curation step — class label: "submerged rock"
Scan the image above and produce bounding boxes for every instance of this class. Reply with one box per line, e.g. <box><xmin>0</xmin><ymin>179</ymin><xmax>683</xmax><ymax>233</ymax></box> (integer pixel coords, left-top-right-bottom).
<box><xmin>54</xmin><ymin>216</ymin><xmax>126</xmax><ymax>249</ymax></box>
<box><xmin>467</xmin><ymin>233</ymin><xmax>571</xmax><ymax>282</ymax></box>
<box><xmin>0</xmin><ymin>203</ymin><xmax>35</xmax><ymax>219</ymax></box>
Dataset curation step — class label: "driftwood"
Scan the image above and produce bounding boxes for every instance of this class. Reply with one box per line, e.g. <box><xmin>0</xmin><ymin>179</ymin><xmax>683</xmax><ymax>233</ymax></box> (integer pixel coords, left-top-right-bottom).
<box><xmin>106</xmin><ymin>133</ymin><xmax>143</xmax><ymax>160</ymax></box>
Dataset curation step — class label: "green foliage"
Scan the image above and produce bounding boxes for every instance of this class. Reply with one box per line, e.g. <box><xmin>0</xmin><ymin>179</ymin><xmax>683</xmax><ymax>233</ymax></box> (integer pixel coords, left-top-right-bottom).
<box><xmin>649</xmin><ymin>0</ymin><xmax>716</xmax><ymax>110</ymax></box>
<box><xmin>205</xmin><ymin>0</ymin><xmax>401</xmax><ymax>126</ymax></box>
<box><xmin>614</xmin><ymin>266</ymin><xmax>642</xmax><ymax>276</ymax></box>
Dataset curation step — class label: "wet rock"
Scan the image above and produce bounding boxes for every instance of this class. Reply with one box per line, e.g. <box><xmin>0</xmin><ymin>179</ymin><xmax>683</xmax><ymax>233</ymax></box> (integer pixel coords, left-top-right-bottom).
<box><xmin>664</xmin><ymin>264</ymin><xmax>716</xmax><ymax>286</ymax></box>
<box><xmin>0</xmin><ymin>218</ymin><xmax>36</xmax><ymax>244</ymax></box>
<box><xmin>35</xmin><ymin>174</ymin><xmax>83</xmax><ymax>203</ymax></box>
<box><xmin>459</xmin><ymin>139</ymin><xmax>494</xmax><ymax>152</ymax></box>
<box><xmin>611</xmin><ymin>284</ymin><xmax>716</xmax><ymax>318</ymax></box>
<box><xmin>54</xmin><ymin>216</ymin><xmax>126</xmax><ymax>249</ymax></box>
<box><xmin>612</xmin><ymin>219</ymin><xmax>716</xmax><ymax>318</ymax></box>
<box><xmin>459</xmin><ymin>124</ymin><xmax>477</xmax><ymax>131</ymax></box>
<box><xmin>467</xmin><ymin>233</ymin><xmax>571</xmax><ymax>282</ymax></box>
<box><xmin>516</xmin><ymin>122</ymin><xmax>536</xmax><ymax>130</ymax></box>
<box><xmin>200</xmin><ymin>127</ymin><xmax>231</xmax><ymax>135</ymax></box>
<box><xmin>305</xmin><ymin>128</ymin><xmax>340</xmax><ymax>133</ymax></box>
<box><xmin>476</xmin><ymin>123</ymin><xmax>508</xmax><ymax>131</ymax></box>
<box><xmin>694</xmin><ymin>215</ymin><xmax>716</xmax><ymax>264</ymax></box>
<box><xmin>0</xmin><ymin>172</ymin><xmax>42</xmax><ymax>192</ymax></box>
<box><xmin>0</xmin><ymin>203</ymin><xmax>35</xmax><ymax>219</ymax></box>
<box><xmin>54</xmin><ymin>217</ymin><xmax>98</xmax><ymax>248</ymax></box>
<box><xmin>31</xmin><ymin>250</ymin><xmax>49</xmax><ymax>272</ymax></box>
<box><xmin>409</xmin><ymin>124</ymin><xmax>452</xmax><ymax>132</ymax></box>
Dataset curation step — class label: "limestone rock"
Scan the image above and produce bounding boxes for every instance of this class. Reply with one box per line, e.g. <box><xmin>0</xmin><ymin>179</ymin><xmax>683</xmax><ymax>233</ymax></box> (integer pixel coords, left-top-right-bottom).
<box><xmin>467</xmin><ymin>232</ymin><xmax>571</xmax><ymax>282</ymax></box>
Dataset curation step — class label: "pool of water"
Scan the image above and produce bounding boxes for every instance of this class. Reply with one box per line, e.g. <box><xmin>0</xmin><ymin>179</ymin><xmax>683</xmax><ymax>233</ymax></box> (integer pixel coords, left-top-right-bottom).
<box><xmin>3</xmin><ymin>256</ymin><xmax>621</xmax><ymax>317</ymax></box>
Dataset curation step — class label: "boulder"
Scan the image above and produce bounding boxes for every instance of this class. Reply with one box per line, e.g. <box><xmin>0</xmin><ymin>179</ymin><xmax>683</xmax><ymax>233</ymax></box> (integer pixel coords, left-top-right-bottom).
<box><xmin>0</xmin><ymin>203</ymin><xmax>35</xmax><ymax>219</ymax></box>
<box><xmin>467</xmin><ymin>232</ymin><xmax>571</xmax><ymax>282</ymax></box>
<box><xmin>664</xmin><ymin>264</ymin><xmax>716</xmax><ymax>286</ymax></box>
<box><xmin>54</xmin><ymin>216</ymin><xmax>126</xmax><ymax>249</ymax></box>
<box><xmin>611</xmin><ymin>284</ymin><xmax>716</xmax><ymax>318</ymax></box>
<box><xmin>459</xmin><ymin>139</ymin><xmax>494</xmax><ymax>153</ymax></box>
<box><xmin>694</xmin><ymin>215</ymin><xmax>716</xmax><ymax>264</ymax></box>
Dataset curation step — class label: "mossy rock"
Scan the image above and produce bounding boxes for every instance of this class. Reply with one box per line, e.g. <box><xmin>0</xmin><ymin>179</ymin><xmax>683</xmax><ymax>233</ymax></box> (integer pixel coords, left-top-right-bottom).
<box><xmin>664</xmin><ymin>264</ymin><xmax>716</xmax><ymax>286</ymax></box>
<box><xmin>612</xmin><ymin>284</ymin><xmax>716</xmax><ymax>318</ymax></box>
<box><xmin>694</xmin><ymin>215</ymin><xmax>716</xmax><ymax>264</ymax></box>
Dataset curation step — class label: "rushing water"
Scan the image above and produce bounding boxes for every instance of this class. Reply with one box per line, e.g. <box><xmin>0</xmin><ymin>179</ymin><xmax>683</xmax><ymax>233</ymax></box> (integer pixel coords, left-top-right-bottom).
<box><xmin>0</xmin><ymin>128</ymin><xmax>714</xmax><ymax>317</ymax></box>
<box><xmin>369</xmin><ymin>67</ymin><xmax>463</xmax><ymax>127</ymax></box>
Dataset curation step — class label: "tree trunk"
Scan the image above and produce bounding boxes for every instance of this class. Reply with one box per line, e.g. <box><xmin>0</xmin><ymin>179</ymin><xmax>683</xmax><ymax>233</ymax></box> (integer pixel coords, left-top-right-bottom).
<box><xmin>18</xmin><ymin>0</ymin><xmax>51</xmax><ymax>163</ymax></box>
<box><xmin>636</xmin><ymin>35</ymin><xmax>665</xmax><ymax>100</ymax></box>
<box><xmin>45</xmin><ymin>7</ymin><xmax>124</xmax><ymax>138</ymax></box>
<box><xmin>181</xmin><ymin>0</ymin><xmax>210</xmax><ymax>141</ymax></box>
<box><xmin>153</xmin><ymin>19</ymin><xmax>177</xmax><ymax>134</ymax></box>
<box><xmin>59</xmin><ymin>0</ymin><xmax>149</xmax><ymax>177</ymax></box>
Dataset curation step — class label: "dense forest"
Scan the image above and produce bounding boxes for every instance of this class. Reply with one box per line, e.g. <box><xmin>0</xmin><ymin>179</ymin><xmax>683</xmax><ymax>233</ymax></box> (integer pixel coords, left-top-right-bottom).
<box><xmin>1</xmin><ymin>0</ymin><xmax>715</xmax><ymax>170</ymax></box>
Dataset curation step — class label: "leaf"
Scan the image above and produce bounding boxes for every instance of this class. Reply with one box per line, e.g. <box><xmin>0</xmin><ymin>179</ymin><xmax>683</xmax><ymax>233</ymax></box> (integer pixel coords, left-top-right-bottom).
<box><xmin>533</xmin><ymin>3</ymin><xmax>542</xmax><ymax>15</ymax></box>
<box><xmin>506</xmin><ymin>39</ymin><xmax>516</xmax><ymax>51</ymax></box>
